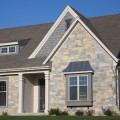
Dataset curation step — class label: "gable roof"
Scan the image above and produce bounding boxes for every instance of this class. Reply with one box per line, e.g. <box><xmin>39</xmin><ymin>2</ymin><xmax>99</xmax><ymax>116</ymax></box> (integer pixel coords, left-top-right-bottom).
<box><xmin>28</xmin><ymin>5</ymin><xmax>78</xmax><ymax>59</ymax></box>
<box><xmin>0</xmin><ymin>6</ymin><xmax>119</xmax><ymax>70</ymax></box>
<box><xmin>0</xmin><ymin>23</ymin><xmax>53</xmax><ymax>70</ymax></box>
<box><xmin>89</xmin><ymin>14</ymin><xmax>120</xmax><ymax>57</ymax></box>
<box><xmin>72</xmin><ymin>7</ymin><xmax>120</xmax><ymax>58</ymax></box>
<box><xmin>43</xmin><ymin>9</ymin><xmax>119</xmax><ymax>64</ymax></box>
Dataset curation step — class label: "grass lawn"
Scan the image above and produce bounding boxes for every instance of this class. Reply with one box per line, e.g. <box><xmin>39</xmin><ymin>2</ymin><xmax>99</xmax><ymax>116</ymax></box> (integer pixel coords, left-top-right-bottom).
<box><xmin>0</xmin><ymin>116</ymin><xmax>120</xmax><ymax>120</ymax></box>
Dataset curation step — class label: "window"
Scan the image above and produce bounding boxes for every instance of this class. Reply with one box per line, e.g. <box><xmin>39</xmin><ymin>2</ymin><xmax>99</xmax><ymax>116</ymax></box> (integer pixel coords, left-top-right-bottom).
<box><xmin>9</xmin><ymin>47</ymin><xmax>15</xmax><ymax>53</ymax></box>
<box><xmin>65</xmin><ymin>19</ymin><xmax>72</xmax><ymax>30</ymax></box>
<box><xmin>69</xmin><ymin>76</ymin><xmax>77</xmax><ymax>100</ymax></box>
<box><xmin>63</xmin><ymin>61</ymin><xmax>93</xmax><ymax>107</ymax></box>
<box><xmin>1</xmin><ymin>46</ymin><xmax>16</xmax><ymax>54</ymax></box>
<box><xmin>1</xmin><ymin>48</ymin><xmax>8</xmax><ymax>53</ymax></box>
<box><xmin>0</xmin><ymin>81</ymin><xmax>7</xmax><ymax>106</ymax></box>
<box><xmin>69</xmin><ymin>76</ymin><xmax>87</xmax><ymax>101</ymax></box>
<box><xmin>66</xmin><ymin>73</ymin><xmax>93</xmax><ymax>107</ymax></box>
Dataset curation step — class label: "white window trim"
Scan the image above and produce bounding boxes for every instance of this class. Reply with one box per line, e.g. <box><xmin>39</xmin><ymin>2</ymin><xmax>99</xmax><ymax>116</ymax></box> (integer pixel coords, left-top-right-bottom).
<box><xmin>0</xmin><ymin>46</ymin><xmax>16</xmax><ymax>54</ymax></box>
<box><xmin>0</xmin><ymin>80</ymin><xmax>7</xmax><ymax>107</ymax></box>
<box><xmin>68</xmin><ymin>75</ymin><xmax>88</xmax><ymax>101</ymax></box>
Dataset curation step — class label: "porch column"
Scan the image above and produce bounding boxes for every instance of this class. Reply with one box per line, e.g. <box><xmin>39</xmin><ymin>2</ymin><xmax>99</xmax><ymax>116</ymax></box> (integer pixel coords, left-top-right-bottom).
<box><xmin>18</xmin><ymin>73</ymin><xmax>23</xmax><ymax>113</ymax></box>
<box><xmin>44</xmin><ymin>71</ymin><xmax>50</xmax><ymax>114</ymax></box>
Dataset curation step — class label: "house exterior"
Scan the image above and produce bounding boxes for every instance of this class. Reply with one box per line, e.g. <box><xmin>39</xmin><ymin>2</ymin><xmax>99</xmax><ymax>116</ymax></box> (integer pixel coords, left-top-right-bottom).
<box><xmin>0</xmin><ymin>5</ymin><xmax>120</xmax><ymax>115</ymax></box>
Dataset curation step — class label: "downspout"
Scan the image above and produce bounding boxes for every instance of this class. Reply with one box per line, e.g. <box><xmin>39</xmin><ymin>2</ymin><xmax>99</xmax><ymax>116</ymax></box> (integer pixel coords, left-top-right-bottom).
<box><xmin>115</xmin><ymin>60</ymin><xmax>120</xmax><ymax>109</ymax></box>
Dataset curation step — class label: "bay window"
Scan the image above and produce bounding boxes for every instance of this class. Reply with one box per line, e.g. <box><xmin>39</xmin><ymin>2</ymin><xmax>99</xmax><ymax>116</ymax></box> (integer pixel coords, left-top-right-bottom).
<box><xmin>63</xmin><ymin>61</ymin><xmax>93</xmax><ymax>107</ymax></box>
<box><xmin>66</xmin><ymin>73</ymin><xmax>93</xmax><ymax>107</ymax></box>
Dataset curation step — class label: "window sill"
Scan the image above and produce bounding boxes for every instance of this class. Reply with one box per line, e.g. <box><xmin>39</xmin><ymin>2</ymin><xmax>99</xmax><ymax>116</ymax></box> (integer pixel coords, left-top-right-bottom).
<box><xmin>0</xmin><ymin>105</ymin><xmax>8</xmax><ymax>108</ymax></box>
<box><xmin>66</xmin><ymin>100</ymin><xmax>93</xmax><ymax>107</ymax></box>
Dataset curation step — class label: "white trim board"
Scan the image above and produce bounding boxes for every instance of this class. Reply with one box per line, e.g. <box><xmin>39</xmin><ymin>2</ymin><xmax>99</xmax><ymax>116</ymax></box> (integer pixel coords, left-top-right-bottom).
<box><xmin>28</xmin><ymin>5</ymin><xmax>78</xmax><ymax>59</ymax></box>
<box><xmin>0</xmin><ymin>66</ymin><xmax>50</xmax><ymax>73</ymax></box>
<box><xmin>0</xmin><ymin>42</ymin><xmax>18</xmax><ymax>47</ymax></box>
<box><xmin>43</xmin><ymin>17</ymin><xmax>118</xmax><ymax>64</ymax></box>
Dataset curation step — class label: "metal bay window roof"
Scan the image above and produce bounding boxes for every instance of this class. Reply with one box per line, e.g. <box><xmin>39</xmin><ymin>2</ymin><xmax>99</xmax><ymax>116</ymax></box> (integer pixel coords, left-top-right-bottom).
<box><xmin>63</xmin><ymin>61</ymin><xmax>93</xmax><ymax>74</ymax></box>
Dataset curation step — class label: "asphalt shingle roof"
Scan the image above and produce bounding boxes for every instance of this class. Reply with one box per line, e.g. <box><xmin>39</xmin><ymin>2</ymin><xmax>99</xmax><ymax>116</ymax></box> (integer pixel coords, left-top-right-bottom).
<box><xmin>0</xmin><ymin>8</ymin><xmax>119</xmax><ymax>70</ymax></box>
<box><xmin>0</xmin><ymin>23</ymin><xmax>53</xmax><ymax>69</ymax></box>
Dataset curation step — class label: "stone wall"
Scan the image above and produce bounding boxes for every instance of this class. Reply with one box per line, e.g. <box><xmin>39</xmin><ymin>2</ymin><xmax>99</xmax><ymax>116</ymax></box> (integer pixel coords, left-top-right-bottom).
<box><xmin>49</xmin><ymin>23</ymin><xmax>117</xmax><ymax>115</ymax></box>
<box><xmin>0</xmin><ymin>75</ymin><xmax>19</xmax><ymax>115</ymax></box>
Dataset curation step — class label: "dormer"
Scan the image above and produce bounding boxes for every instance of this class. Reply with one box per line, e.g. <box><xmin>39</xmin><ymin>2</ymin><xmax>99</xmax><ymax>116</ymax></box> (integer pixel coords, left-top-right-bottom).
<box><xmin>0</xmin><ymin>42</ymin><xmax>19</xmax><ymax>55</ymax></box>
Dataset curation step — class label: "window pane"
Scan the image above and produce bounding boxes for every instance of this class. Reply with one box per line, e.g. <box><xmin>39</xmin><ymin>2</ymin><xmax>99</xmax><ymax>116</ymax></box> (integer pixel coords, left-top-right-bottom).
<box><xmin>1</xmin><ymin>48</ymin><xmax>8</xmax><ymax>53</ymax></box>
<box><xmin>79</xmin><ymin>86</ymin><xmax>87</xmax><ymax>100</ymax></box>
<box><xmin>79</xmin><ymin>76</ymin><xmax>87</xmax><ymax>85</ymax></box>
<box><xmin>69</xmin><ymin>77</ymin><xmax>77</xmax><ymax>85</ymax></box>
<box><xmin>0</xmin><ymin>92</ymin><xmax>6</xmax><ymax>106</ymax></box>
<box><xmin>70</xmin><ymin>86</ymin><xmax>77</xmax><ymax>100</ymax></box>
<box><xmin>0</xmin><ymin>81</ymin><xmax>6</xmax><ymax>91</ymax></box>
<box><xmin>9</xmin><ymin>47</ymin><xmax>15</xmax><ymax>53</ymax></box>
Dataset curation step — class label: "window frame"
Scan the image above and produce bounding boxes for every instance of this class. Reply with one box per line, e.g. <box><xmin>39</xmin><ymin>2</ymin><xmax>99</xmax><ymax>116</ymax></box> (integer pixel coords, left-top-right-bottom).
<box><xmin>68</xmin><ymin>75</ymin><xmax>88</xmax><ymax>101</ymax></box>
<box><xmin>0</xmin><ymin>80</ymin><xmax>8</xmax><ymax>107</ymax></box>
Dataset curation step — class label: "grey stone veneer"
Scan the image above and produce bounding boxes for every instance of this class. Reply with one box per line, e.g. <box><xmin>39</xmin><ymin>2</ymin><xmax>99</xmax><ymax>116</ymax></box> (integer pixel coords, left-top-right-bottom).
<box><xmin>49</xmin><ymin>23</ymin><xmax>118</xmax><ymax>115</ymax></box>
<box><xmin>36</xmin><ymin>12</ymin><xmax>75</xmax><ymax>58</ymax></box>
<box><xmin>0</xmin><ymin>75</ymin><xmax>19</xmax><ymax>115</ymax></box>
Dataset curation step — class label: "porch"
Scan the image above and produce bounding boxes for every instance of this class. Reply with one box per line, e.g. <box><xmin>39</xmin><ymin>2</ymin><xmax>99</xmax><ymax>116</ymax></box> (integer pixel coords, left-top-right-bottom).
<box><xmin>18</xmin><ymin>71</ymin><xmax>50</xmax><ymax>114</ymax></box>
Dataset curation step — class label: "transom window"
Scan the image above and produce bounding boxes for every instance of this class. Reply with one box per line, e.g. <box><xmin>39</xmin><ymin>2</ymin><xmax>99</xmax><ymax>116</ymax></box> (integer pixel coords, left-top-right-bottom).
<box><xmin>1</xmin><ymin>46</ymin><xmax>16</xmax><ymax>54</ymax></box>
<box><xmin>69</xmin><ymin>75</ymin><xmax>87</xmax><ymax>101</ymax></box>
<box><xmin>0</xmin><ymin>81</ymin><xmax>7</xmax><ymax>106</ymax></box>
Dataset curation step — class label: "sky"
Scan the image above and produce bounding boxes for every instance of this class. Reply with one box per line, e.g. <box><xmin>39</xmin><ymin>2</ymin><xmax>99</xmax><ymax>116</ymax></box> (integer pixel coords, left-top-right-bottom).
<box><xmin>0</xmin><ymin>0</ymin><xmax>120</xmax><ymax>29</ymax></box>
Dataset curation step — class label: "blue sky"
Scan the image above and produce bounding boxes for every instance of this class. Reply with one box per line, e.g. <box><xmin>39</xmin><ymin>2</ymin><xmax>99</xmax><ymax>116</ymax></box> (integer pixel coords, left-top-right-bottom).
<box><xmin>0</xmin><ymin>0</ymin><xmax>120</xmax><ymax>29</ymax></box>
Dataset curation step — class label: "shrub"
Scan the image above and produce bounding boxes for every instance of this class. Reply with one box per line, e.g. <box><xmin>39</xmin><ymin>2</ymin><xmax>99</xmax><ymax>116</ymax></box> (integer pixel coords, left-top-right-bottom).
<box><xmin>85</xmin><ymin>110</ymin><xmax>94</xmax><ymax>116</ymax></box>
<box><xmin>2</xmin><ymin>111</ymin><xmax>8</xmax><ymax>116</ymax></box>
<box><xmin>48</xmin><ymin>108</ymin><xmax>61</xmax><ymax>115</ymax></box>
<box><xmin>60</xmin><ymin>110</ymin><xmax>69</xmax><ymax>115</ymax></box>
<box><xmin>75</xmin><ymin>110</ymin><xmax>84</xmax><ymax>116</ymax></box>
<box><xmin>102</xmin><ymin>108</ymin><xmax>114</xmax><ymax>116</ymax></box>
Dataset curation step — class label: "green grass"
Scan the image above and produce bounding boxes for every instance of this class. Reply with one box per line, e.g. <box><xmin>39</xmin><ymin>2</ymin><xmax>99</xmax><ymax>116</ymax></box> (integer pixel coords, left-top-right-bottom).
<box><xmin>0</xmin><ymin>116</ymin><xmax>120</xmax><ymax>120</ymax></box>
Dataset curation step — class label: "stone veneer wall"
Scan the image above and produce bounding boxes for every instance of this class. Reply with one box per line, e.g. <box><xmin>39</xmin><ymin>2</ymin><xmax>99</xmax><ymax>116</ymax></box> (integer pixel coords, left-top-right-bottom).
<box><xmin>0</xmin><ymin>75</ymin><xmax>19</xmax><ymax>115</ymax></box>
<box><xmin>49</xmin><ymin>23</ymin><xmax>118</xmax><ymax>115</ymax></box>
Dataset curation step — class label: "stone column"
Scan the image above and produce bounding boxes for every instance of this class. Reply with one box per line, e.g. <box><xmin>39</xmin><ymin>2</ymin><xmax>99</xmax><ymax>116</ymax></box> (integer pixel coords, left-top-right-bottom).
<box><xmin>44</xmin><ymin>71</ymin><xmax>50</xmax><ymax>114</ymax></box>
<box><xmin>18</xmin><ymin>73</ymin><xmax>23</xmax><ymax>113</ymax></box>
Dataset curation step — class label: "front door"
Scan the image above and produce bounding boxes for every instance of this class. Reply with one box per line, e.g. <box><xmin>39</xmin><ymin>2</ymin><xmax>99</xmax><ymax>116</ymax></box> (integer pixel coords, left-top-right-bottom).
<box><xmin>39</xmin><ymin>79</ymin><xmax>45</xmax><ymax>112</ymax></box>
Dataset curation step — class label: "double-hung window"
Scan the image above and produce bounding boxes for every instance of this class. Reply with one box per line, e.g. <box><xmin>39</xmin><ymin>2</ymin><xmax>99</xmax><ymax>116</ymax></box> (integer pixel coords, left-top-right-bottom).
<box><xmin>0</xmin><ymin>81</ymin><xmax>7</xmax><ymax>107</ymax></box>
<box><xmin>69</xmin><ymin>75</ymin><xmax>87</xmax><ymax>101</ymax></box>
